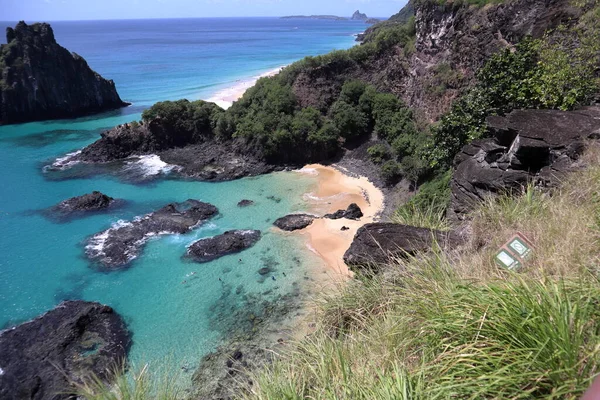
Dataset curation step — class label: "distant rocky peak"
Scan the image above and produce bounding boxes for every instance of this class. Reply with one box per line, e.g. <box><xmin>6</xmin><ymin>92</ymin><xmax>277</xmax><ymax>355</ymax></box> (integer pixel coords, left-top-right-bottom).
<box><xmin>351</xmin><ymin>10</ymin><xmax>368</xmax><ymax>20</ymax></box>
<box><xmin>7</xmin><ymin>21</ymin><xmax>55</xmax><ymax>44</ymax></box>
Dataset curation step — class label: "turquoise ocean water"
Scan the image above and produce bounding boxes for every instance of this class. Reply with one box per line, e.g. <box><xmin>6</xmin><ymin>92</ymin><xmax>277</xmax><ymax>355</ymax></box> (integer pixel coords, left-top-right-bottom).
<box><xmin>0</xmin><ymin>18</ymin><xmax>359</xmax><ymax>381</ymax></box>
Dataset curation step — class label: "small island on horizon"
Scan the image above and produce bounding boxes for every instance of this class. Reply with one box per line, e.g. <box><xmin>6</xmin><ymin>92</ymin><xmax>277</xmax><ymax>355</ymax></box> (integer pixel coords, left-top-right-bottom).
<box><xmin>281</xmin><ymin>10</ymin><xmax>380</xmax><ymax>24</ymax></box>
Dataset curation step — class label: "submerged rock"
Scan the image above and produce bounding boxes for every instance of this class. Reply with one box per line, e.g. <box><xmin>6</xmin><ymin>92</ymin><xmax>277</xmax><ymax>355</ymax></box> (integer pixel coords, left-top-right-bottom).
<box><xmin>86</xmin><ymin>200</ymin><xmax>218</xmax><ymax>269</ymax></box>
<box><xmin>0</xmin><ymin>300</ymin><xmax>131</xmax><ymax>400</ymax></box>
<box><xmin>324</xmin><ymin>203</ymin><xmax>363</xmax><ymax>220</ymax></box>
<box><xmin>187</xmin><ymin>230</ymin><xmax>261</xmax><ymax>263</ymax></box>
<box><xmin>343</xmin><ymin>223</ymin><xmax>462</xmax><ymax>273</ymax></box>
<box><xmin>0</xmin><ymin>22</ymin><xmax>128</xmax><ymax>125</ymax></box>
<box><xmin>273</xmin><ymin>214</ymin><xmax>316</xmax><ymax>231</ymax></box>
<box><xmin>237</xmin><ymin>199</ymin><xmax>255</xmax><ymax>207</ymax></box>
<box><xmin>448</xmin><ymin>107</ymin><xmax>600</xmax><ymax>221</ymax></box>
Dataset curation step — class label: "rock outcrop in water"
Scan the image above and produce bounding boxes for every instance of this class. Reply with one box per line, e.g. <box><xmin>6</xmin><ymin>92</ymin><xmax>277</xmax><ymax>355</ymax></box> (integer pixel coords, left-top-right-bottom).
<box><xmin>448</xmin><ymin>106</ymin><xmax>600</xmax><ymax>221</ymax></box>
<box><xmin>187</xmin><ymin>230</ymin><xmax>262</xmax><ymax>263</ymax></box>
<box><xmin>47</xmin><ymin>191</ymin><xmax>118</xmax><ymax>220</ymax></box>
<box><xmin>0</xmin><ymin>22</ymin><xmax>128</xmax><ymax>125</ymax></box>
<box><xmin>273</xmin><ymin>214</ymin><xmax>317</xmax><ymax>231</ymax></box>
<box><xmin>0</xmin><ymin>301</ymin><xmax>131</xmax><ymax>400</ymax></box>
<box><xmin>86</xmin><ymin>200</ymin><xmax>218</xmax><ymax>269</ymax></box>
<box><xmin>343</xmin><ymin>223</ymin><xmax>463</xmax><ymax>273</ymax></box>
<box><xmin>351</xmin><ymin>10</ymin><xmax>368</xmax><ymax>21</ymax></box>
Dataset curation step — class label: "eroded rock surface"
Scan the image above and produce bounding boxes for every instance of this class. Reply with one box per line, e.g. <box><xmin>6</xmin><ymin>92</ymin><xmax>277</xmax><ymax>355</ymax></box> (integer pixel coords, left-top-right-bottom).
<box><xmin>448</xmin><ymin>107</ymin><xmax>600</xmax><ymax>221</ymax></box>
<box><xmin>187</xmin><ymin>230</ymin><xmax>261</xmax><ymax>263</ymax></box>
<box><xmin>273</xmin><ymin>214</ymin><xmax>317</xmax><ymax>231</ymax></box>
<box><xmin>0</xmin><ymin>301</ymin><xmax>130</xmax><ymax>400</ymax></box>
<box><xmin>343</xmin><ymin>223</ymin><xmax>462</xmax><ymax>273</ymax></box>
<box><xmin>86</xmin><ymin>200</ymin><xmax>218</xmax><ymax>269</ymax></box>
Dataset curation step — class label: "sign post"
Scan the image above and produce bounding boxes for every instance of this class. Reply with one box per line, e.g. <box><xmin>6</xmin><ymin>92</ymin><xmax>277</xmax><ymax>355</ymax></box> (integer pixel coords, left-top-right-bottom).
<box><xmin>494</xmin><ymin>233</ymin><xmax>533</xmax><ymax>271</ymax></box>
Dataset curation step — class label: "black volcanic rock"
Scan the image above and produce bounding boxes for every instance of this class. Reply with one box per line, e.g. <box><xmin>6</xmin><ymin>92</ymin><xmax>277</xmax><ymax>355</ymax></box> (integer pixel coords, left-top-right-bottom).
<box><xmin>187</xmin><ymin>230</ymin><xmax>261</xmax><ymax>263</ymax></box>
<box><xmin>343</xmin><ymin>223</ymin><xmax>462</xmax><ymax>273</ymax></box>
<box><xmin>54</xmin><ymin>191</ymin><xmax>114</xmax><ymax>213</ymax></box>
<box><xmin>324</xmin><ymin>203</ymin><xmax>363</xmax><ymax>220</ymax></box>
<box><xmin>273</xmin><ymin>214</ymin><xmax>316</xmax><ymax>231</ymax></box>
<box><xmin>0</xmin><ymin>22</ymin><xmax>128</xmax><ymax>125</ymax></box>
<box><xmin>86</xmin><ymin>200</ymin><xmax>218</xmax><ymax>269</ymax></box>
<box><xmin>448</xmin><ymin>107</ymin><xmax>600</xmax><ymax>221</ymax></box>
<box><xmin>46</xmin><ymin>191</ymin><xmax>120</xmax><ymax>222</ymax></box>
<box><xmin>0</xmin><ymin>301</ymin><xmax>131</xmax><ymax>400</ymax></box>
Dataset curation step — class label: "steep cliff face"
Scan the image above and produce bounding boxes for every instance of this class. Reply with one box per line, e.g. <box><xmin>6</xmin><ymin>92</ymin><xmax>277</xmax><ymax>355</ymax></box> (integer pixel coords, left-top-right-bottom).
<box><xmin>0</xmin><ymin>21</ymin><xmax>128</xmax><ymax>125</ymax></box>
<box><xmin>293</xmin><ymin>0</ymin><xmax>582</xmax><ymax>123</ymax></box>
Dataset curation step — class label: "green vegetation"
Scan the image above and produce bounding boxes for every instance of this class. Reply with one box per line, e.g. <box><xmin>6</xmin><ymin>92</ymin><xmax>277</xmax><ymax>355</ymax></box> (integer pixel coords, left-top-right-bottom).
<box><xmin>428</xmin><ymin>20</ymin><xmax>600</xmax><ymax>167</ymax></box>
<box><xmin>244</xmin><ymin>146</ymin><xmax>600</xmax><ymax>400</ymax></box>
<box><xmin>393</xmin><ymin>170</ymin><xmax>452</xmax><ymax>230</ymax></box>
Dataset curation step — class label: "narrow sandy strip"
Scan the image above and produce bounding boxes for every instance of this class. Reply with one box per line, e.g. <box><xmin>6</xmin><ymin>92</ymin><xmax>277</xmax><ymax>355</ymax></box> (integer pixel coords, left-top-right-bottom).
<box><xmin>295</xmin><ymin>164</ymin><xmax>385</xmax><ymax>277</ymax></box>
<box><xmin>205</xmin><ymin>66</ymin><xmax>287</xmax><ymax>109</ymax></box>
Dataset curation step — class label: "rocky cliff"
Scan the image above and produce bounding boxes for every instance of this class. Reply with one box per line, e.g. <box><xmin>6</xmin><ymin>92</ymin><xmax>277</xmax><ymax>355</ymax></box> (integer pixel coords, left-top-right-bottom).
<box><xmin>299</xmin><ymin>0</ymin><xmax>582</xmax><ymax>122</ymax></box>
<box><xmin>0</xmin><ymin>21</ymin><xmax>128</xmax><ymax>125</ymax></box>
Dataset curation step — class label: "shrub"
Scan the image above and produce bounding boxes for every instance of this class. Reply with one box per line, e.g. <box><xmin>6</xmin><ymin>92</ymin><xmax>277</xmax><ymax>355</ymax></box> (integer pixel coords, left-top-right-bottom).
<box><xmin>380</xmin><ymin>160</ymin><xmax>402</xmax><ymax>184</ymax></box>
<box><xmin>367</xmin><ymin>144</ymin><xmax>391</xmax><ymax>164</ymax></box>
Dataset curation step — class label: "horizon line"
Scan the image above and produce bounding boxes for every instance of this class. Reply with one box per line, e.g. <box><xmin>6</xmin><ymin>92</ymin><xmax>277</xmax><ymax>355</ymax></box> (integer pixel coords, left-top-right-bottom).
<box><xmin>0</xmin><ymin>15</ymin><xmax>390</xmax><ymax>23</ymax></box>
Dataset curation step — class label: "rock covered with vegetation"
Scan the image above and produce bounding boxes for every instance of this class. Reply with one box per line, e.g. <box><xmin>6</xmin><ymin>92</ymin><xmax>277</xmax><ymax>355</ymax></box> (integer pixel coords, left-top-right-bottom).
<box><xmin>0</xmin><ymin>301</ymin><xmax>130</xmax><ymax>400</ymax></box>
<box><xmin>0</xmin><ymin>22</ymin><xmax>128</xmax><ymax>125</ymax></box>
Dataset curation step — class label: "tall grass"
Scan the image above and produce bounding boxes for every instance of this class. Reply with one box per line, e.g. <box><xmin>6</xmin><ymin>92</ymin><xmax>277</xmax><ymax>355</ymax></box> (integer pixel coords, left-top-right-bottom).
<box><xmin>244</xmin><ymin>145</ymin><xmax>600</xmax><ymax>400</ymax></box>
<box><xmin>73</xmin><ymin>364</ymin><xmax>183</xmax><ymax>400</ymax></box>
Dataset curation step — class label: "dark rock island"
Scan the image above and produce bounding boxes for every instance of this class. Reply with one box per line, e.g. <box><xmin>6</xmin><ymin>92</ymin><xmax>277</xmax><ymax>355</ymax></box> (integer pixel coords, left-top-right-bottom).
<box><xmin>0</xmin><ymin>301</ymin><xmax>131</xmax><ymax>400</ymax></box>
<box><xmin>0</xmin><ymin>21</ymin><xmax>128</xmax><ymax>125</ymax></box>
<box><xmin>86</xmin><ymin>200</ymin><xmax>218</xmax><ymax>269</ymax></box>
<box><xmin>46</xmin><ymin>191</ymin><xmax>119</xmax><ymax>221</ymax></box>
<box><xmin>273</xmin><ymin>214</ymin><xmax>317</xmax><ymax>231</ymax></box>
<box><xmin>282</xmin><ymin>10</ymin><xmax>376</xmax><ymax>23</ymax></box>
<box><xmin>187</xmin><ymin>230</ymin><xmax>262</xmax><ymax>263</ymax></box>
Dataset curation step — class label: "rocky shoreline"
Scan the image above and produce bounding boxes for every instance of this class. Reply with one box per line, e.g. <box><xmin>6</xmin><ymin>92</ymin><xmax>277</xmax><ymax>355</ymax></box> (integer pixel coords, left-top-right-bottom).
<box><xmin>0</xmin><ymin>301</ymin><xmax>131</xmax><ymax>400</ymax></box>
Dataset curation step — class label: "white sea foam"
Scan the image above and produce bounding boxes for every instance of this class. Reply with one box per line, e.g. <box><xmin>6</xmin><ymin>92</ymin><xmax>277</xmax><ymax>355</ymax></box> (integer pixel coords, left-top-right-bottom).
<box><xmin>303</xmin><ymin>192</ymin><xmax>345</xmax><ymax>202</ymax></box>
<box><xmin>85</xmin><ymin>220</ymin><xmax>132</xmax><ymax>258</ymax></box>
<box><xmin>0</xmin><ymin>367</ymin><xmax>4</xmax><ymax>376</ymax></box>
<box><xmin>296</xmin><ymin>167</ymin><xmax>319</xmax><ymax>176</ymax></box>
<box><xmin>124</xmin><ymin>155</ymin><xmax>182</xmax><ymax>177</ymax></box>
<box><xmin>44</xmin><ymin>150</ymin><xmax>82</xmax><ymax>172</ymax></box>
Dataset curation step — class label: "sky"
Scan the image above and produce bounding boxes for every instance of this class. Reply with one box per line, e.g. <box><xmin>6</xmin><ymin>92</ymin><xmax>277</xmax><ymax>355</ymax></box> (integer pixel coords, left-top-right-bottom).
<box><xmin>1</xmin><ymin>0</ymin><xmax>409</xmax><ymax>21</ymax></box>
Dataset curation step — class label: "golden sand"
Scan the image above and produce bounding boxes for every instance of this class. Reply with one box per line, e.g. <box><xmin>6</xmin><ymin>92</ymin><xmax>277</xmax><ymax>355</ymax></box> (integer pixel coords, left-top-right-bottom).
<box><xmin>294</xmin><ymin>164</ymin><xmax>385</xmax><ymax>277</ymax></box>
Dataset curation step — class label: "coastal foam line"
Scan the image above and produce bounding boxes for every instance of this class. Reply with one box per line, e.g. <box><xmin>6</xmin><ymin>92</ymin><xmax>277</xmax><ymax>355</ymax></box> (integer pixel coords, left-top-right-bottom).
<box><xmin>205</xmin><ymin>65</ymin><xmax>287</xmax><ymax>109</ymax></box>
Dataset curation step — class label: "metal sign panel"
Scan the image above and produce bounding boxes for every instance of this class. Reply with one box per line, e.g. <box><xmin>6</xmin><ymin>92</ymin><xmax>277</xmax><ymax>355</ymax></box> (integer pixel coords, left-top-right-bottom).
<box><xmin>495</xmin><ymin>233</ymin><xmax>533</xmax><ymax>271</ymax></box>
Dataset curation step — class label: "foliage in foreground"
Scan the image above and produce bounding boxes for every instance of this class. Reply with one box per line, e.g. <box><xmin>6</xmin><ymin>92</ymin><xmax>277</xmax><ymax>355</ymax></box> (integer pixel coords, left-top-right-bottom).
<box><xmin>244</xmin><ymin>147</ymin><xmax>600</xmax><ymax>400</ymax></box>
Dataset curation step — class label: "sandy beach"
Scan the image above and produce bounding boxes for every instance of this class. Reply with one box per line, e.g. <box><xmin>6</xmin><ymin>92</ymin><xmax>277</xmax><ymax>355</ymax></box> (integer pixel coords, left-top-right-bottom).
<box><xmin>295</xmin><ymin>165</ymin><xmax>385</xmax><ymax>277</ymax></box>
<box><xmin>205</xmin><ymin>66</ymin><xmax>287</xmax><ymax>109</ymax></box>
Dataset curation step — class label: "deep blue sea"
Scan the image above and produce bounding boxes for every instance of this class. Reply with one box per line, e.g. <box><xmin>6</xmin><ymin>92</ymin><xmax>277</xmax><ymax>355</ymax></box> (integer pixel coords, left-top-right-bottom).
<box><xmin>0</xmin><ymin>18</ymin><xmax>360</xmax><ymax>383</ymax></box>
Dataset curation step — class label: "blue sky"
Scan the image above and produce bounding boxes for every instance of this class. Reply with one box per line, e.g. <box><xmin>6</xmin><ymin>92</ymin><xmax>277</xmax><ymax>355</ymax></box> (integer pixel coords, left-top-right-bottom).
<box><xmin>2</xmin><ymin>0</ymin><xmax>408</xmax><ymax>21</ymax></box>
